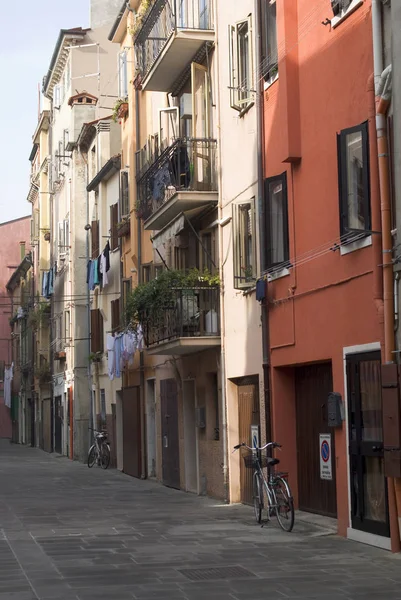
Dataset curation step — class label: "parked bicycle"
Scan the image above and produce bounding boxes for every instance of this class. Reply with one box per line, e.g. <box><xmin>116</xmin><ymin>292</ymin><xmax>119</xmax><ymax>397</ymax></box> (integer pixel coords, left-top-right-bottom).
<box><xmin>87</xmin><ymin>428</ymin><xmax>110</xmax><ymax>469</ymax></box>
<box><xmin>233</xmin><ymin>441</ymin><xmax>294</xmax><ymax>532</ymax></box>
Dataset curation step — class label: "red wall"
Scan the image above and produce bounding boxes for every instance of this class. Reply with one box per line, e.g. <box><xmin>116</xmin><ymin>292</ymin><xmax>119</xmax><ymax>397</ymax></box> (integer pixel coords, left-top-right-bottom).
<box><xmin>264</xmin><ymin>0</ymin><xmax>378</xmax><ymax>535</ymax></box>
<box><xmin>0</xmin><ymin>216</ymin><xmax>31</xmax><ymax>438</ymax></box>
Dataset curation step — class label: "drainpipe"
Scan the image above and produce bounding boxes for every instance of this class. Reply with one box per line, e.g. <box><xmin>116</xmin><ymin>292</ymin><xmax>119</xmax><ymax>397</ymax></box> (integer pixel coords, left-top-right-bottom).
<box><xmin>214</xmin><ymin>0</ymin><xmax>228</xmax><ymax>503</ymax></box>
<box><xmin>135</xmin><ymin>87</ymin><xmax>146</xmax><ymax>479</ymax></box>
<box><xmin>371</xmin><ymin>0</ymin><xmax>400</xmax><ymax>552</ymax></box>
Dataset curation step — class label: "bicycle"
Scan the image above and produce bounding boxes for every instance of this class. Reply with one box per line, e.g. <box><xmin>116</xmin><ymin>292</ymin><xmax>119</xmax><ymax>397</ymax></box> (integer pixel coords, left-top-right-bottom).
<box><xmin>233</xmin><ymin>441</ymin><xmax>294</xmax><ymax>532</ymax></box>
<box><xmin>87</xmin><ymin>429</ymin><xmax>110</xmax><ymax>469</ymax></box>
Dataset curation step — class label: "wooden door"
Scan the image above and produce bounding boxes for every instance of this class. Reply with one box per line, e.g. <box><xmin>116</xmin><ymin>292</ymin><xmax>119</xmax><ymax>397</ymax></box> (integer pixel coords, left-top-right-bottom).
<box><xmin>295</xmin><ymin>363</ymin><xmax>337</xmax><ymax>517</ymax></box>
<box><xmin>54</xmin><ymin>396</ymin><xmax>62</xmax><ymax>454</ymax></box>
<box><xmin>347</xmin><ymin>352</ymin><xmax>389</xmax><ymax>537</ymax></box>
<box><xmin>161</xmin><ymin>379</ymin><xmax>180</xmax><ymax>489</ymax></box>
<box><xmin>122</xmin><ymin>387</ymin><xmax>142</xmax><ymax>478</ymax></box>
<box><xmin>42</xmin><ymin>399</ymin><xmax>52</xmax><ymax>453</ymax></box>
<box><xmin>238</xmin><ymin>383</ymin><xmax>260</xmax><ymax>505</ymax></box>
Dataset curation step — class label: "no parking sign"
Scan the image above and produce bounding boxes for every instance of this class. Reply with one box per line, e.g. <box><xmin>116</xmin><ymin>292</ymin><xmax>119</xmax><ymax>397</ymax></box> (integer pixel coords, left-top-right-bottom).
<box><xmin>319</xmin><ymin>434</ymin><xmax>332</xmax><ymax>480</ymax></box>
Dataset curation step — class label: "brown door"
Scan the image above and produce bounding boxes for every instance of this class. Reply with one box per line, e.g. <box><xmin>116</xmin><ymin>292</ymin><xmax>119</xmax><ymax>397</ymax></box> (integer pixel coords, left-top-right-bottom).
<box><xmin>54</xmin><ymin>396</ymin><xmax>62</xmax><ymax>454</ymax></box>
<box><xmin>42</xmin><ymin>399</ymin><xmax>52</xmax><ymax>453</ymax></box>
<box><xmin>295</xmin><ymin>363</ymin><xmax>337</xmax><ymax>517</ymax></box>
<box><xmin>347</xmin><ymin>352</ymin><xmax>389</xmax><ymax>537</ymax></box>
<box><xmin>161</xmin><ymin>379</ymin><xmax>180</xmax><ymax>489</ymax></box>
<box><xmin>109</xmin><ymin>403</ymin><xmax>117</xmax><ymax>468</ymax></box>
<box><xmin>122</xmin><ymin>386</ymin><xmax>142</xmax><ymax>478</ymax></box>
<box><xmin>238</xmin><ymin>382</ymin><xmax>260</xmax><ymax>505</ymax></box>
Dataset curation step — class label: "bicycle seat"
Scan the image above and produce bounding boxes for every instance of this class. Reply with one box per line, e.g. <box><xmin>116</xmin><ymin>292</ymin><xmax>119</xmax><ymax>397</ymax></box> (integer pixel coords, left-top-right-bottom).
<box><xmin>268</xmin><ymin>457</ymin><xmax>280</xmax><ymax>466</ymax></box>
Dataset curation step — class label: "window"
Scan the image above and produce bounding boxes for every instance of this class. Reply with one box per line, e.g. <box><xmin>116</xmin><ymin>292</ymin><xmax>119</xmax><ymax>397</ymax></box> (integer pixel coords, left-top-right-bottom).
<box><xmin>118</xmin><ymin>52</ymin><xmax>128</xmax><ymax>98</ymax></box>
<box><xmin>58</xmin><ymin>219</ymin><xmax>69</xmax><ymax>254</ymax></box>
<box><xmin>337</xmin><ymin>122</ymin><xmax>370</xmax><ymax>239</ymax></box>
<box><xmin>90</xmin><ymin>309</ymin><xmax>104</xmax><ymax>353</ymax></box>
<box><xmin>263</xmin><ymin>0</ymin><xmax>278</xmax><ymax>81</ymax></box>
<box><xmin>64</xmin><ymin>310</ymin><xmax>71</xmax><ymax>344</ymax></box>
<box><xmin>155</xmin><ymin>265</ymin><xmax>164</xmax><ymax>279</ymax></box>
<box><xmin>331</xmin><ymin>0</ymin><xmax>362</xmax><ymax>25</ymax></box>
<box><xmin>91</xmin><ymin>220</ymin><xmax>100</xmax><ymax>258</ymax></box>
<box><xmin>110</xmin><ymin>203</ymin><xmax>119</xmax><ymax>251</ymax></box>
<box><xmin>229</xmin><ymin>16</ymin><xmax>253</xmax><ymax>111</ymax></box>
<box><xmin>264</xmin><ymin>173</ymin><xmax>289</xmax><ymax>269</ymax></box>
<box><xmin>54</xmin><ymin>83</ymin><xmax>64</xmax><ymax>109</ymax></box>
<box><xmin>58</xmin><ymin>141</ymin><xmax>63</xmax><ymax>176</ymax></box>
<box><xmin>142</xmin><ymin>264</ymin><xmax>152</xmax><ymax>283</ymax></box>
<box><xmin>111</xmin><ymin>299</ymin><xmax>121</xmax><ymax>332</ymax></box>
<box><xmin>120</xmin><ymin>171</ymin><xmax>129</xmax><ymax>218</ymax></box>
<box><xmin>233</xmin><ymin>199</ymin><xmax>256</xmax><ymax>288</ymax></box>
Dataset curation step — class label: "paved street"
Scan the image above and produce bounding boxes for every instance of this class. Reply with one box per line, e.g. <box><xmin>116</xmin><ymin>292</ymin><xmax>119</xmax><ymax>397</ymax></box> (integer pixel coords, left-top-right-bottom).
<box><xmin>1</xmin><ymin>441</ymin><xmax>401</xmax><ymax>600</ymax></box>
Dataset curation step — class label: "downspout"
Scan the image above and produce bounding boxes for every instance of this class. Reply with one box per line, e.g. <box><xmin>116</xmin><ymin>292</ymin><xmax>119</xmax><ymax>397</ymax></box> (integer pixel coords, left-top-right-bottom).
<box><xmin>371</xmin><ymin>0</ymin><xmax>400</xmax><ymax>551</ymax></box>
<box><xmin>255</xmin><ymin>0</ymin><xmax>271</xmax><ymax>447</ymax></box>
<box><xmin>135</xmin><ymin>86</ymin><xmax>146</xmax><ymax>479</ymax></box>
<box><xmin>214</xmin><ymin>0</ymin><xmax>228</xmax><ymax>502</ymax></box>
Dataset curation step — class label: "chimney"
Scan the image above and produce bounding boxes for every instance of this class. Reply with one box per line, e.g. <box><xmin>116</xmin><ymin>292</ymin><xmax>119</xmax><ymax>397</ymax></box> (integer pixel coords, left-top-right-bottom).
<box><xmin>90</xmin><ymin>0</ymin><xmax>124</xmax><ymax>30</ymax></box>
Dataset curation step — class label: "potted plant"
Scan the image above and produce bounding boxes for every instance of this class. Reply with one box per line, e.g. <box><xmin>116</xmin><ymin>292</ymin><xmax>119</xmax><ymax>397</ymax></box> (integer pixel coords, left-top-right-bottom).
<box><xmin>129</xmin><ymin>0</ymin><xmax>153</xmax><ymax>39</ymax></box>
<box><xmin>35</xmin><ymin>364</ymin><xmax>52</xmax><ymax>384</ymax></box>
<box><xmin>89</xmin><ymin>352</ymin><xmax>103</xmax><ymax>363</ymax></box>
<box><xmin>43</xmin><ymin>229</ymin><xmax>50</xmax><ymax>241</ymax></box>
<box><xmin>113</xmin><ymin>98</ymin><xmax>129</xmax><ymax>122</ymax></box>
<box><xmin>117</xmin><ymin>216</ymin><xmax>131</xmax><ymax>237</ymax></box>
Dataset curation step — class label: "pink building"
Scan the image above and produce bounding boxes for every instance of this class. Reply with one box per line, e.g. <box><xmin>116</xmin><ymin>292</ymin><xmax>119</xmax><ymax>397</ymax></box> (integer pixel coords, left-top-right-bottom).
<box><xmin>0</xmin><ymin>216</ymin><xmax>31</xmax><ymax>438</ymax></box>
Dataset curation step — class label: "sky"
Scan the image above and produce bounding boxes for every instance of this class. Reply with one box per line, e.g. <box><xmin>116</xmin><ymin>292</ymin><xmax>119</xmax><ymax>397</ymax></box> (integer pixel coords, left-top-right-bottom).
<box><xmin>0</xmin><ymin>1</ymin><xmax>90</xmax><ymax>224</ymax></box>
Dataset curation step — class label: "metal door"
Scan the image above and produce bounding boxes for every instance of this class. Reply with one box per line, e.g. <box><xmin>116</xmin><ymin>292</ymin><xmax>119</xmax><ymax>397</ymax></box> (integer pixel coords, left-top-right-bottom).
<box><xmin>347</xmin><ymin>352</ymin><xmax>389</xmax><ymax>537</ymax></box>
<box><xmin>122</xmin><ymin>386</ymin><xmax>142</xmax><ymax>478</ymax></box>
<box><xmin>41</xmin><ymin>399</ymin><xmax>52</xmax><ymax>453</ymax></box>
<box><xmin>295</xmin><ymin>363</ymin><xmax>337</xmax><ymax>517</ymax></box>
<box><xmin>54</xmin><ymin>396</ymin><xmax>62</xmax><ymax>454</ymax></box>
<box><xmin>238</xmin><ymin>382</ymin><xmax>260</xmax><ymax>505</ymax></box>
<box><xmin>161</xmin><ymin>379</ymin><xmax>180</xmax><ymax>489</ymax></box>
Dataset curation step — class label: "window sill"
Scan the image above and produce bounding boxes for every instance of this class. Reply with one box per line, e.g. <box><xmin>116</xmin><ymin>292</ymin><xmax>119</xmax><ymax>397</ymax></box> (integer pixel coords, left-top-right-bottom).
<box><xmin>331</xmin><ymin>0</ymin><xmax>363</xmax><ymax>28</ymax></box>
<box><xmin>239</xmin><ymin>101</ymin><xmax>255</xmax><ymax>118</ymax></box>
<box><xmin>267</xmin><ymin>267</ymin><xmax>290</xmax><ymax>282</ymax></box>
<box><xmin>340</xmin><ymin>235</ymin><xmax>372</xmax><ymax>256</ymax></box>
<box><xmin>242</xmin><ymin>285</ymin><xmax>256</xmax><ymax>296</ymax></box>
<box><xmin>264</xmin><ymin>73</ymin><xmax>279</xmax><ymax>91</ymax></box>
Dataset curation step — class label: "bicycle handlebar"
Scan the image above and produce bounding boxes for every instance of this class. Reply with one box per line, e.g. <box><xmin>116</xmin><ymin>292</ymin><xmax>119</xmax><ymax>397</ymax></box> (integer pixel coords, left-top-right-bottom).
<box><xmin>233</xmin><ymin>441</ymin><xmax>282</xmax><ymax>452</ymax></box>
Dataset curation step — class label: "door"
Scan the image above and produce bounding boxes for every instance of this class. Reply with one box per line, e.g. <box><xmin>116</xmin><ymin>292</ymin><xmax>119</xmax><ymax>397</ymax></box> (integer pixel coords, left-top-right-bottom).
<box><xmin>110</xmin><ymin>403</ymin><xmax>117</xmax><ymax>468</ymax></box>
<box><xmin>191</xmin><ymin>62</ymin><xmax>211</xmax><ymax>190</ymax></box>
<box><xmin>146</xmin><ymin>380</ymin><xmax>156</xmax><ymax>478</ymax></box>
<box><xmin>295</xmin><ymin>363</ymin><xmax>337</xmax><ymax>517</ymax></box>
<box><xmin>161</xmin><ymin>379</ymin><xmax>180</xmax><ymax>489</ymax></box>
<box><xmin>238</xmin><ymin>381</ymin><xmax>260</xmax><ymax>505</ymax></box>
<box><xmin>183</xmin><ymin>379</ymin><xmax>197</xmax><ymax>493</ymax></box>
<box><xmin>347</xmin><ymin>352</ymin><xmax>390</xmax><ymax>537</ymax></box>
<box><xmin>122</xmin><ymin>386</ymin><xmax>142</xmax><ymax>478</ymax></box>
<box><xmin>54</xmin><ymin>396</ymin><xmax>62</xmax><ymax>454</ymax></box>
<box><xmin>41</xmin><ymin>399</ymin><xmax>52</xmax><ymax>453</ymax></box>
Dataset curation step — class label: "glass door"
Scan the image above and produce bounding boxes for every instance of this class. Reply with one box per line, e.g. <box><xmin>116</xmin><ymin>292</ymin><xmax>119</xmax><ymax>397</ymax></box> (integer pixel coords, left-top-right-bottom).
<box><xmin>347</xmin><ymin>352</ymin><xmax>390</xmax><ymax>537</ymax></box>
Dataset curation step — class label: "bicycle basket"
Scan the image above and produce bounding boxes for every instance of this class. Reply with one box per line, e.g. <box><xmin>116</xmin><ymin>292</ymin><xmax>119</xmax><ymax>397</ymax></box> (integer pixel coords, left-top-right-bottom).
<box><xmin>243</xmin><ymin>453</ymin><xmax>269</xmax><ymax>469</ymax></box>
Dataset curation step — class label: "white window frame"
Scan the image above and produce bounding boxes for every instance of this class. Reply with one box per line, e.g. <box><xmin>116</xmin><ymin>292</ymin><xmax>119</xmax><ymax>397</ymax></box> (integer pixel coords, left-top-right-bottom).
<box><xmin>53</xmin><ymin>83</ymin><xmax>65</xmax><ymax>109</ymax></box>
<box><xmin>229</xmin><ymin>16</ymin><xmax>254</xmax><ymax>111</ymax></box>
<box><xmin>118</xmin><ymin>52</ymin><xmax>128</xmax><ymax>98</ymax></box>
<box><xmin>331</xmin><ymin>0</ymin><xmax>363</xmax><ymax>27</ymax></box>
<box><xmin>232</xmin><ymin>198</ymin><xmax>257</xmax><ymax>290</ymax></box>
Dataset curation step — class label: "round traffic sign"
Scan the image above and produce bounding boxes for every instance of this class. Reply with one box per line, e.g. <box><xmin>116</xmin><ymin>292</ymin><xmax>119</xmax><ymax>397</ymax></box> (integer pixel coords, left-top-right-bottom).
<box><xmin>321</xmin><ymin>440</ymin><xmax>330</xmax><ymax>463</ymax></box>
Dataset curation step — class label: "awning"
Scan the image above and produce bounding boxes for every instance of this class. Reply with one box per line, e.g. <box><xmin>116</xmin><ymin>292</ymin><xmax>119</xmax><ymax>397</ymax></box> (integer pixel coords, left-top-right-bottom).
<box><xmin>151</xmin><ymin>213</ymin><xmax>185</xmax><ymax>249</ymax></box>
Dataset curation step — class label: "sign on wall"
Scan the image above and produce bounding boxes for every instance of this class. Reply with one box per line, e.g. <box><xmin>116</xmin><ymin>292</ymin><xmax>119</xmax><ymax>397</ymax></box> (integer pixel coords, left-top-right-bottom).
<box><xmin>319</xmin><ymin>433</ymin><xmax>332</xmax><ymax>480</ymax></box>
<box><xmin>251</xmin><ymin>425</ymin><xmax>260</xmax><ymax>451</ymax></box>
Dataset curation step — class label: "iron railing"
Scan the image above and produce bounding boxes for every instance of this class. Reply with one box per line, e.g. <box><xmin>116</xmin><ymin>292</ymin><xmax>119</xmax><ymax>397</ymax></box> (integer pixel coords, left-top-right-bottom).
<box><xmin>136</xmin><ymin>137</ymin><xmax>217</xmax><ymax>220</ymax></box>
<box><xmin>142</xmin><ymin>286</ymin><xmax>220</xmax><ymax>346</ymax></box>
<box><xmin>134</xmin><ymin>0</ymin><xmax>214</xmax><ymax>81</ymax></box>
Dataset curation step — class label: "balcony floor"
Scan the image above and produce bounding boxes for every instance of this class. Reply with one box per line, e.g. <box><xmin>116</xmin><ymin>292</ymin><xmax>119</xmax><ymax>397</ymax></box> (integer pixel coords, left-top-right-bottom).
<box><xmin>144</xmin><ymin>190</ymin><xmax>218</xmax><ymax>231</ymax></box>
<box><xmin>146</xmin><ymin>336</ymin><xmax>221</xmax><ymax>355</ymax></box>
<box><xmin>142</xmin><ymin>29</ymin><xmax>215</xmax><ymax>92</ymax></box>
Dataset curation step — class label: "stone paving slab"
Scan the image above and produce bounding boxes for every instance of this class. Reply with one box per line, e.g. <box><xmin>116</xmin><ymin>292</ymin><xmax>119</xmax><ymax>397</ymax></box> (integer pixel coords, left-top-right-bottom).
<box><xmin>1</xmin><ymin>439</ymin><xmax>401</xmax><ymax>599</ymax></box>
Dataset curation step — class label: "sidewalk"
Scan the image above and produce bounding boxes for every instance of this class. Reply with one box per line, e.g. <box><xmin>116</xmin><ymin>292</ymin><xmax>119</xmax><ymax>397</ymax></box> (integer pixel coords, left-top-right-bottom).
<box><xmin>0</xmin><ymin>439</ymin><xmax>400</xmax><ymax>600</ymax></box>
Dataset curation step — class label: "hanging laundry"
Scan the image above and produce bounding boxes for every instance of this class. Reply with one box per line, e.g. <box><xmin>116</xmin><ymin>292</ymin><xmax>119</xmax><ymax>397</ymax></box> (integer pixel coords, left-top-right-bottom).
<box><xmin>137</xmin><ymin>324</ymin><xmax>144</xmax><ymax>351</ymax></box>
<box><xmin>94</xmin><ymin>257</ymin><xmax>101</xmax><ymax>286</ymax></box>
<box><xmin>4</xmin><ymin>363</ymin><xmax>13</xmax><ymax>409</ymax></box>
<box><xmin>106</xmin><ymin>334</ymin><xmax>115</xmax><ymax>381</ymax></box>
<box><xmin>48</xmin><ymin>267</ymin><xmax>54</xmax><ymax>296</ymax></box>
<box><xmin>86</xmin><ymin>260</ymin><xmax>92</xmax><ymax>285</ymax></box>
<box><xmin>89</xmin><ymin>261</ymin><xmax>96</xmax><ymax>290</ymax></box>
<box><xmin>100</xmin><ymin>252</ymin><xmax>108</xmax><ymax>286</ymax></box>
<box><xmin>103</xmin><ymin>241</ymin><xmax>110</xmax><ymax>272</ymax></box>
<box><xmin>42</xmin><ymin>271</ymin><xmax>48</xmax><ymax>298</ymax></box>
<box><xmin>114</xmin><ymin>334</ymin><xmax>122</xmax><ymax>378</ymax></box>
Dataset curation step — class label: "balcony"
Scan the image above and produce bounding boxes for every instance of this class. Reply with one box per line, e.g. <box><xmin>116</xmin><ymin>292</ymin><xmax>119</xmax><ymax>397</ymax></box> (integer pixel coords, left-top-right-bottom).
<box><xmin>134</xmin><ymin>0</ymin><xmax>214</xmax><ymax>92</ymax></box>
<box><xmin>136</xmin><ymin>138</ymin><xmax>218</xmax><ymax>230</ymax></box>
<box><xmin>143</xmin><ymin>286</ymin><xmax>220</xmax><ymax>355</ymax></box>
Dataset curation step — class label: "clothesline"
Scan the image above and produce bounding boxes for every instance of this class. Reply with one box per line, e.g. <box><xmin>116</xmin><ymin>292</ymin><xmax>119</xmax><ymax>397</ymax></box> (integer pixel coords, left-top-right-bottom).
<box><xmin>106</xmin><ymin>325</ymin><xmax>144</xmax><ymax>381</ymax></box>
<box><xmin>87</xmin><ymin>241</ymin><xmax>111</xmax><ymax>291</ymax></box>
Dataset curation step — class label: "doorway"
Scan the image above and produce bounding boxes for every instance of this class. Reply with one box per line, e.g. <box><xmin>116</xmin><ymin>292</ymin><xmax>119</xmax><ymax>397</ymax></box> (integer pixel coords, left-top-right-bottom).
<box><xmin>146</xmin><ymin>379</ymin><xmax>156</xmax><ymax>478</ymax></box>
<box><xmin>183</xmin><ymin>379</ymin><xmax>198</xmax><ymax>493</ymax></box>
<box><xmin>346</xmin><ymin>352</ymin><xmax>389</xmax><ymax>537</ymax></box>
<box><xmin>238</xmin><ymin>378</ymin><xmax>260</xmax><ymax>505</ymax></box>
<box><xmin>295</xmin><ymin>363</ymin><xmax>337</xmax><ymax>517</ymax></box>
<box><xmin>161</xmin><ymin>378</ymin><xmax>180</xmax><ymax>489</ymax></box>
<box><xmin>122</xmin><ymin>386</ymin><xmax>142</xmax><ymax>478</ymax></box>
<box><xmin>54</xmin><ymin>396</ymin><xmax>62</xmax><ymax>454</ymax></box>
<box><xmin>42</xmin><ymin>399</ymin><xmax>52</xmax><ymax>453</ymax></box>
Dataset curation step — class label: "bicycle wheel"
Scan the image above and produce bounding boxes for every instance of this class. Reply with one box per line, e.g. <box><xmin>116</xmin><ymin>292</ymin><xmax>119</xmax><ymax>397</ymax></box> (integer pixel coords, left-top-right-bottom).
<box><xmin>87</xmin><ymin>445</ymin><xmax>97</xmax><ymax>468</ymax></box>
<box><xmin>253</xmin><ymin>473</ymin><xmax>262</xmax><ymax>524</ymax></box>
<box><xmin>100</xmin><ymin>442</ymin><xmax>110</xmax><ymax>469</ymax></box>
<box><xmin>273</xmin><ymin>476</ymin><xmax>294</xmax><ymax>532</ymax></box>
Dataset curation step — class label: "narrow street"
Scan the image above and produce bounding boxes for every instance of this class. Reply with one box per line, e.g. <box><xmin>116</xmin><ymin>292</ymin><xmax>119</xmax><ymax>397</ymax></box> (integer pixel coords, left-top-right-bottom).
<box><xmin>0</xmin><ymin>441</ymin><xmax>400</xmax><ymax>600</ymax></box>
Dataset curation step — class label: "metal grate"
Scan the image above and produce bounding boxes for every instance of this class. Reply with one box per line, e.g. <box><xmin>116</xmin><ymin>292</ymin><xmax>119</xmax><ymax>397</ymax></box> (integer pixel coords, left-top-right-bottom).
<box><xmin>179</xmin><ymin>566</ymin><xmax>255</xmax><ymax>581</ymax></box>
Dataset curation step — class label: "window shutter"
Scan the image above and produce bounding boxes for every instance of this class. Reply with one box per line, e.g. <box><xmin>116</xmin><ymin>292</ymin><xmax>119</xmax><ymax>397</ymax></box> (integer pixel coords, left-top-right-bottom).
<box><xmin>110</xmin><ymin>203</ymin><xmax>118</xmax><ymax>251</ymax></box>
<box><xmin>58</xmin><ymin>221</ymin><xmax>65</xmax><ymax>252</ymax></box>
<box><xmin>111</xmin><ymin>299</ymin><xmax>121</xmax><ymax>332</ymax></box>
<box><xmin>120</xmin><ymin>171</ymin><xmax>129</xmax><ymax>217</ymax></box>
<box><xmin>91</xmin><ymin>220</ymin><xmax>99</xmax><ymax>258</ymax></box>
<box><xmin>90</xmin><ymin>309</ymin><xmax>104</xmax><ymax>353</ymax></box>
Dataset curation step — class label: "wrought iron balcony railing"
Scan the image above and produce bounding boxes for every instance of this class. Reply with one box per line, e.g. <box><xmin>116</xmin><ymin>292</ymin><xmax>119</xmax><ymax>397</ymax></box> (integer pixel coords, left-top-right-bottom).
<box><xmin>142</xmin><ymin>286</ymin><xmax>220</xmax><ymax>347</ymax></box>
<box><xmin>136</xmin><ymin>137</ymin><xmax>217</xmax><ymax>220</ymax></box>
<box><xmin>134</xmin><ymin>0</ymin><xmax>214</xmax><ymax>82</ymax></box>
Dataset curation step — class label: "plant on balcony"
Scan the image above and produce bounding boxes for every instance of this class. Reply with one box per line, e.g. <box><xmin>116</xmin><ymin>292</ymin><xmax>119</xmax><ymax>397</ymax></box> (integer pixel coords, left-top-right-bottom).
<box><xmin>89</xmin><ymin>352</ymin><xmax>103</xmax><ymax>363</ymax></box>
<box><xmin>125</xmin><ymin>268</ymin><xmax>220</xmax><ymax>326</ymax></box>
<box><xmin>43</xmin><ymin>229</ymin><xmax>50</xmax><ymax>241</ymax></box>
<box><xmin>112</xmin><ymin>97</ymin><xmax>129</xmax><ymax>122</ymax></box>
<box><xmin>128</xmin><ymin>0</ymin><xmax>153</xmax><ymax>39</ymax></box>
<box><xmin>35</xmin><ymin>364</ymin><xmax>51</xmax><ymax>384</ymax></box>
<box><xmin>117</xmin><ymin>216</ymin><xmax>131</xmax><ymax>237</ymax></box>
<box><xmin>28</xmin><ymin>303</ymin><xmax>50</xmax><ymax>330</ymax></box>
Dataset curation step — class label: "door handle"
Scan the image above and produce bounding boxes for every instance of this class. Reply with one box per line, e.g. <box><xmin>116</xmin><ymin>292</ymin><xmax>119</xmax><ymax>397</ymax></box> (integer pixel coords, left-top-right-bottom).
<box><xmin>372</xmin><ymin>445</ymin><xmax>383</xmax><ymax>452</ymax></box>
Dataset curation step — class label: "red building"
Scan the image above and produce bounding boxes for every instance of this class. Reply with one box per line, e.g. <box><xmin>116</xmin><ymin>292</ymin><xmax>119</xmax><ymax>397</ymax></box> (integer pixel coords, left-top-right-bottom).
<box><xmin>0</xmin><ymin>216</ymin><xmax>31</xmax><ymax>438</ymax></box>
<box><xmin>261</xmin><ymin>0</ymin><xmax>397</xmax><ymax>549</ymax></box>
